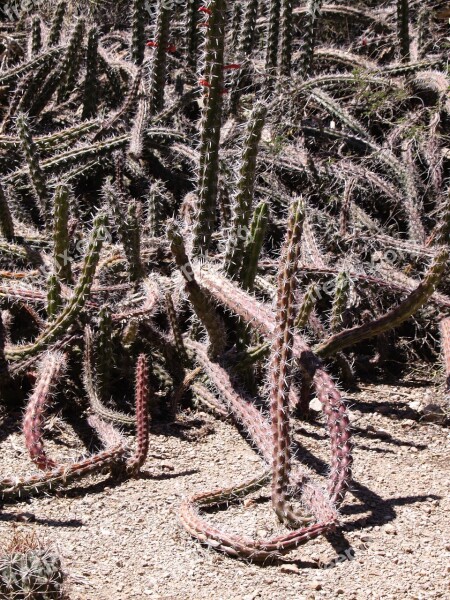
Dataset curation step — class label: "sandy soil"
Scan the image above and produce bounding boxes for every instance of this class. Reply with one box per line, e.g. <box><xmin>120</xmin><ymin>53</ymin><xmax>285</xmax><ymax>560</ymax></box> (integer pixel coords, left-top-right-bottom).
<box><xmin>0</xmin><ymin>380</ymin><xmax>449</xmax><ymax>600</ymax></box>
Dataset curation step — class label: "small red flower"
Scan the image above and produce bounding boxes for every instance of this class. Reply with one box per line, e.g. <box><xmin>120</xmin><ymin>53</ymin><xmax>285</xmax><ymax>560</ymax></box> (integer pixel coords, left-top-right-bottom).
<box><xmin>199</xmin><ymin>79</ymin><xmax>211</xmax><ymax>87</ymax></box>
<box><xmin>198</xmin><ymin>6</ymin><xmax>212</xmax><ymax>14</ymax></box>
<box><xmin>167</xmin><ymin>44</ymin><xmax>177</xmax><ymax>53</ymax></box>
<box><xmin>146</xmin><ymin>40</ymin><xmax>158</xmax><ymax>47</ymax></box>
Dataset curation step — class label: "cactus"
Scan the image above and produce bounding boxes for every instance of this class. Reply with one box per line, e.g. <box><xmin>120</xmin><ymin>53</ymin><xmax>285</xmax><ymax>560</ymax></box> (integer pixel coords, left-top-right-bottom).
<box><xmin>224</xmin><ymin>103</ymin><xmax>267</xmax><ymax>278</ymax></box>
<box><xmin>299</xmin><ymin>0</ymin><xmax>323</xmax><ymax>78</ymax></box>
<box><xmin>240</xmin><ymin>201</ymin><xmax>269</xmax><ymax>291</ymax></box>
<box><xmin>57</xmin><ymin>18</ymin><xmax>85</xmax><ymax>103</ymax></box>
<box><xmin>397</xmin><ymin>0</ymin><xmax>410</xmax><ymax>62</ymax></box>
<box><xmin>265</xmin><ymin>0</ymin><xmax>281</xmax><ymax>74</ymax></box>
<box><xmin>23</xmin><ymin>352</ymin><xmax>67</xmax><ymax>471</ymax></box>
<box><xmin>16</xmin><ymin>112</ymin><xmax>49</xmax><ymax>221</ymax></box>
<box><xmin>47</xmin><ymin>1</ymin><xmax>67</xmax><ymax>47</ymax></box>
<box><xmin>184</xmin><ymin>0</ymin><xmax>201</xmax><ymax>72</ymax></box>
<box><xmin>238</xmin><ymin>0</ymin><xmax>259</xmax><ymax>57</ymax></box>
<box><xmin>131</xmin><ymin>0</ymin><xmax>146</xmax><ymax>66</ymax></box>
<box><xmin>0</xmin><ymin>181</ymin><xmax>14</xmax><ymax>241</ymax></box>
<box><xmin>82</xmin><ymin>28</ymin><xmax>99</xmax><ymax>120</ymax></box>
<box><xmin>148</xmin><ymin>2</ymin><xmax>172</xmax><ymax>116</ymax></box>
<box><xmin>0</xmin><ymin>548</ymin><xmax>64</xmax><ymax>599</ymax></box>
<box><xmin>46</xmin><ymin>274</ymin><xmax>62</xmax><ymax>321</ymax></box>
<box><xmin>279</xmin><ymin>0</ymin><xmax>293</xmax><ymax>78</ymax></box>
<box><xmin>269</xmin><ymin>198</ymin><xmax>309</xmax><ymax>526</ymax></box>
<box><xmin>53</xmin><ymin>183</ymin><xmax>72</xmax><ymax>284</ymax></box>
<box><xmin>192</xmin><ymin>0</ymin><xmax>227</xmax><ymax>255</ymax></box>
<box><xmin>30</xmin><ymin>16</ymin><xmax>42</xmax><ymax>57</ymax></box>
<box><xmin>126</xmin><ymin>354</ymin><xmax>151</xmax><ymax>474</ymax></box>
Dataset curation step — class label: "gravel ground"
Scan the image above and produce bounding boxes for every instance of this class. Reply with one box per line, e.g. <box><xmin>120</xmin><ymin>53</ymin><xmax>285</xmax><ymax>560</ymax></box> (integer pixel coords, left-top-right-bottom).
<box><xmin>0</xmin><ymin>380</ymin><xmax>449</xmax><ymax>600</ymax></box>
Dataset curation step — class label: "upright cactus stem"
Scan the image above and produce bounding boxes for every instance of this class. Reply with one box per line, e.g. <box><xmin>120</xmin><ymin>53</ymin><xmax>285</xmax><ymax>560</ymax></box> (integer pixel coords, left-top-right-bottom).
<box><xmin>82</xmin><ymin>28</ymin><xmax>99</xmax><ymax>120</ymax></box>
<box><xmin>185</xmin><ymin>0</ymin><xmax>201</xmax><ymax>72</ymax></box>
<box><xmin>296</xmin><ymin>283</ymin><xmax>318</xmax><ymax>329</ymax></box>
<box><xmin>279</xmin><ymin>0</ymin><xmax>293</xmax><ymax>78</ymax></box>
<box><xmin>239</xmin><ymin>0</ymin><xmax>259</xmax><ymax>57</ymax></box>
<box><xmin>53</xmin><ymin>183</ymin><xmax>72</xmax><ymax>284</ymax></box>
<box><xmin>57</xmin><ymin>18</ymin><xmax>85</xmax><ymax>103</ymax></box>
<box><xmin>397</xmin><ymin>0</ymin><xmax>410</xmax><ymax>62</ymax></box>
<box><xmin>193</xmin><ymin>0</ymin><xmax>227</xmax><ymax>256</ymax></box>
<box><xmin>148</xmin><ymin>3</ymin><xmax>172</xmax><ymax>116</ymax></box>
<box><xmin>0</xmin><ymin>181</ymin><xmax>14</xmax><ymax>241</ymax></box>
<box><xmin>270</xmin><ymin>198</ymin><xmax>307</xmax><ymax>526</ymax></box>
<box><xmin>265</xmin><ymin>0</ymin><xmax>281</xmax><ymax>74</ymax></box>
<box><xmin>241</xmin><ymin>201</ymin><xmax>269</xmax><ymax>291</ymax></box>
<box><xmin>300</xmin><ymin>0</ymin><xmax>323</xmax><ymax>78</ymax></box>
<box><xmin>224</xmin><ymin>103</ymin><xmax>267</xmax><ymax>278</ymax></box>
<box><xmin>47</xmin><ymin>274</ymin><xmax>62</xmax><ymax>321</ymax></box>
<box><xmin>16</xmin><ymin>112</ymin><xmax>49</xmax><ymax>221</ymax></box>
<box><xmin>131</xmin><ymin>0</ymin><xmax>146</xmax><ymax>65</ymax></box>
<box><xmin>48</xmin><ymin>1</ymin><xmax>67</xmax><ymax>47</ymax></box>
<box><xmin>30</xmin><ymin>16</ymin><xmax>42</xmax><ymax>57</ymax></box>
<box><xmin>330</xmin><ymin>271</ymin><xmax>350</xmax><ymax>332</ymax></box>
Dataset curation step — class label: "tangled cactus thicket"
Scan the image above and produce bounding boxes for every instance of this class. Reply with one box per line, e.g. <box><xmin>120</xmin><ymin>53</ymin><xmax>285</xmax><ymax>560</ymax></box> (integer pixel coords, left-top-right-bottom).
<box><xmin>0</xmin><ymin>0</ymin><xmax>448</xmax><ymax>575</ymax></box>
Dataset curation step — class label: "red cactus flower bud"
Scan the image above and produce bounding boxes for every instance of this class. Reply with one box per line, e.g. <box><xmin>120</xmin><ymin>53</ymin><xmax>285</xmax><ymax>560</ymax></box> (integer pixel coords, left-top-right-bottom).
<box><xmin>198</xmin><ymin>6</ymin><xmax>212</xmax><ymax>14</ymax></box>
<box><xmin>223</xmin><ymin>64</ymin><xmax>241</xmax><ymax>70</ymax></box>
<box><xmin>167</xmin><ymin>44</ymin><xmax>177</xmax><ymax>53</ymax></box>
<box><xmin>199</xmin><ymin>79</ymin><xmax>211</xmax><ymax>87</ymax></box>
<box><xmin>146</xmin><ymin>40</ymin><xmax>158</xmax><ymax>47</ymax></box>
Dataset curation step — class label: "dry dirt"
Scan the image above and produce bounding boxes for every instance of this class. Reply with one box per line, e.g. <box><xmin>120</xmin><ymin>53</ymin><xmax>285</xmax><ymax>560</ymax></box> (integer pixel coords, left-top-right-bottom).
<box><xmin>1</xmin><ymin>380</ymin><xmax>449</xmax><ymax>600</ymax></box>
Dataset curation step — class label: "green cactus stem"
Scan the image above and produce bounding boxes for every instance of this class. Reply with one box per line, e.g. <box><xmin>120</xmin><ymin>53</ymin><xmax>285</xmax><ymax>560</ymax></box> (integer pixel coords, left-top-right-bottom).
<box><xmin>82</xmin><ymin>28</ymin><xmax>99</xmax><ymax>120</ymax></box>
<box><xmin>53</xmin><ymin>183</ymin><xmax>73</xmax><ymax>284</ymax></box>
<box><xmin>192</xmin><ymin>0</ymin><xmax>227</xmax><ymax>255</ymax></box>
<box><xmin>48</xmin><ymin>1</ymin><xmax>67</xmax><ymax>47</ymax></box>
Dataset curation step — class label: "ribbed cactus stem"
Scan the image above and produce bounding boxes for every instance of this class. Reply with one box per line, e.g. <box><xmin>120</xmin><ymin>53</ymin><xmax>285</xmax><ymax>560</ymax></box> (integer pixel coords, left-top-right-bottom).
<box><xmin>147</xmin><ymin>181</ymin><xmax>164</xmax><ymax>236</ymax></box>
<box><xmin>300</xmin><ymin>0</ymin><xmax>323</xmax><ymax>78</ymax></box>
<box><xmin>103</xmin><ymin>181</ymin><xmax>144</xmax><ymax>282</ymax></box>
<box><xmin>0</xmin><ymin>181</ymin><xmax>14</xmax><ymax>241</ymax></box>
<box><xmin>184</xmin><ymin>0</ymin><xmax>201</xmax><ymax>71</ymax></box>
<box><xmin>48</xmin><ymin>1</ymin><xmax>67</xmax><ymax>47</ymax></box>
<box><xmin>0</xmin><ymin>314</ymin><xmax>8</xmax><ymax>383</ymax></box>
<box><xmin>148</xmin><ymin>3</ymin><xmax>171</xmax><ymax>116</ymax></box>
<box><xmin>265</xmin><ymin>0</ymin><xmax>281</xmax><ymax>73</ymax></box>
<box><xmin>131</xmin><ymin>0</ymin><xmax>146</xmax><ymax>65</ymax></box>
<box><xmin>125</xmin><ymin>200</ymin><xmax>145</xmax><ymax>282</ymax></box>
<box><xmin>166</xmin><ymin>292</ymin><xmax>188</xmax><ymax>362</ymax></box>
<box><xmin>316</xmin><ymin>247</ymin><xmax>449</xmax><ymax>357</ymax></box>
<box><xmin>397</xmin><ymin>0</ymin><xmax>410</xmax><ymax>62</ymax></box>
<box><xmin>240</xmin><ymin>201</ymin><xmax>269</xmax><ymax>291</ymax></box>
<box><xmin>279</xmin><ymin>0</ymin><xmax>293</xmax><ymax>77</ymax></box>
<box><xmin>6</xmin><ymin>212</ymin><xmax>107</xmax><ymax>361</ymax></box>
<box><xmin>330</xmin><ymin>271</ymin><xmax>350</xmax><ymax>332</ymax></box>
<box><xmin>168</xmin><ymin>220</ymin><xmax>225</xmax><ymax>357</ymax></box>
<box><xmin>127</xmin><ymin>354</ymin><xmax>150</xmax><ymax>474</ymax></box>
<box><xmin>53</xmin><ymin>183</ymin><xmax>72</xmax><ymax>284</ymax></box>
<box><xmin>30</xmin><ymin>16</ymin><xmax>42</xmax><ymax>57</ymax></box>
<box><xmin>296</xmin><ymin>283</ymin><xmax>318</xmax><ymax>329</ymax></box>
<box><xmin>16</xmin><ymin>112</ymin><xmax>49</xmax><ymax>220</ymax></box>
<box><xmin>57</xmin><ymin>18</ymin><xmax>85</xmax><ymax>102</ymax></box>
<box><xmin>238</xmin><ymin>0</ymin><xmax>259</xmax><ymax>56</ymax></box>
<box><xmin>47</xmin><ymin>274</ymin><xmax>62</xmax><ymax>321</ymax></box>
<box><xmin>440</xmin><ymin>318</ymin><xmax>450</xmax><ymax>393</ymax></box>
<box><xmin>82</xmin><ymin>27</ymin><xmax>99</xmax><ymax>120</ymax></box>
<box><xmin>270</xmin><ymin>198</ymin><xmax>306</xmax><ymax>525</ymax></box>
<box><xmin>193</xmin><ymin>0</ymin><xmax>227</xmax><ymax>255</ymax></box>
<box><xmin>224</xmin><ymin>103</ymin><xmax>267</xmax><ymax>278</ymax></box>
<box><xmin>23</xmin><ymin>352</ymin><xmax>67</xmax><ymax>471</ymax></box>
